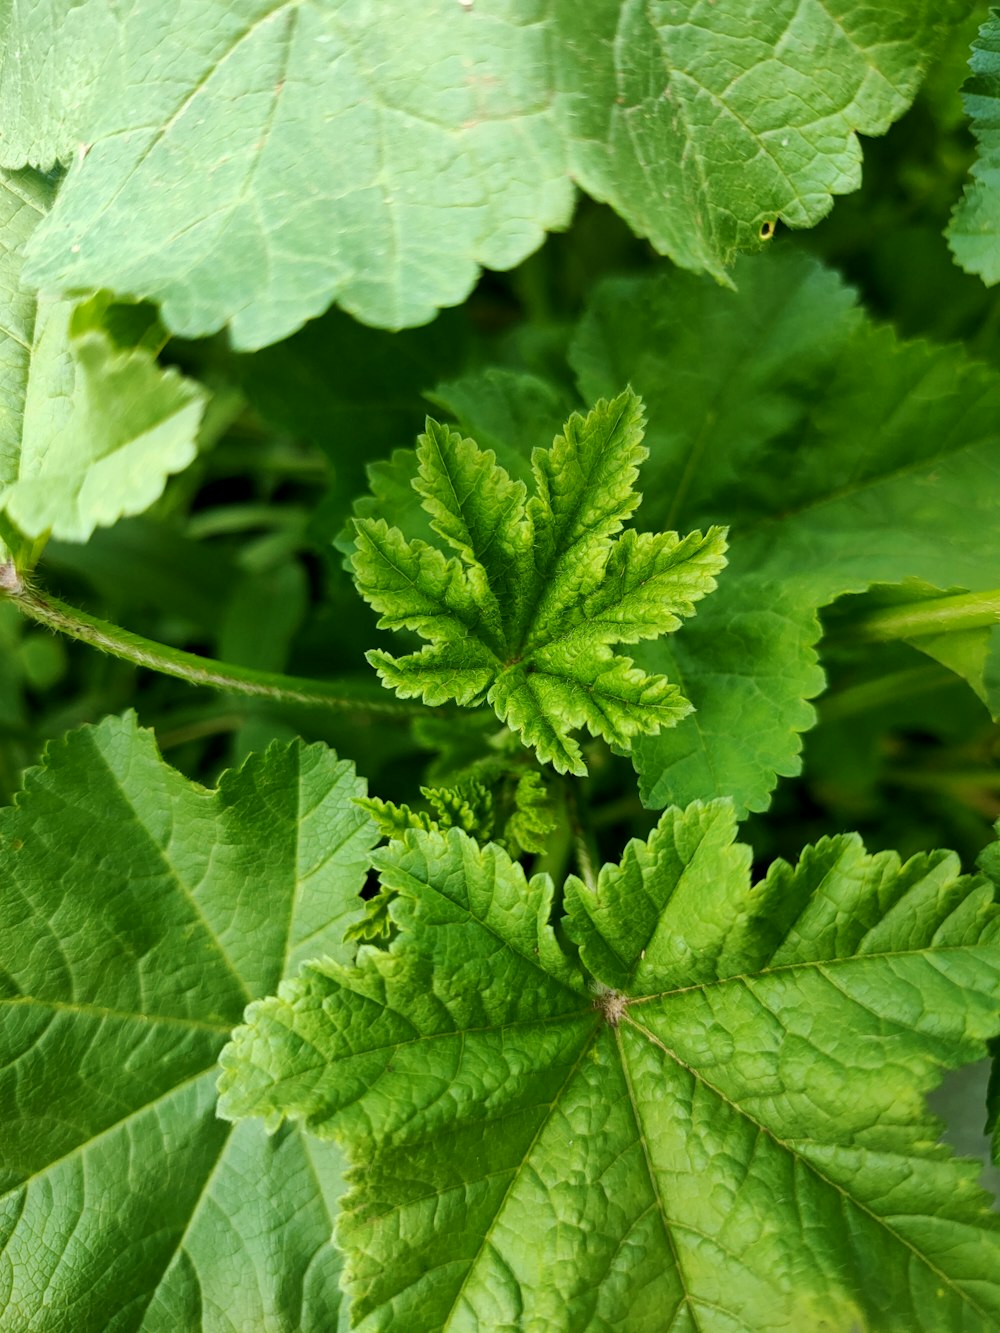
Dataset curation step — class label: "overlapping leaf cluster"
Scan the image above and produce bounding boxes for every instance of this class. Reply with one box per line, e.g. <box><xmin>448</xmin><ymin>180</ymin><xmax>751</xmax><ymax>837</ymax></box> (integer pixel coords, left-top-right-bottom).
<box><xmin>0</xmin><ymin>3</ymin><xmax>968</xmax><ymax>346</ymax></box>
<box><xmin>352</xmin><ymin>390</ymin><xmax>727</xmax><ymax>775</ymax></box>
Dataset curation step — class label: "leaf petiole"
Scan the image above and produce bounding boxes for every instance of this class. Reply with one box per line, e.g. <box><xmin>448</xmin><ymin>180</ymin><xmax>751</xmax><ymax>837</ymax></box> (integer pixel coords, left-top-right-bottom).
<box><xmin>835</xmin><ymin>588</ymin><xmax>1000</xmax><ymax>644</ymax></box>
<box><xmin>0</xmin><ymin>564</ymin><xmax>427</xmax><ymax>716</ymax></box>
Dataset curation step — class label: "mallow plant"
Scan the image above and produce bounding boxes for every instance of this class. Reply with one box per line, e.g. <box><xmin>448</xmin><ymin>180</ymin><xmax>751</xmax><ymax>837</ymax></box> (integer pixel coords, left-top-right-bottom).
<box><xmin>2</xmin><ymin>4</ymin><xmax>1000</xmax><ymax>1331</ymax></box>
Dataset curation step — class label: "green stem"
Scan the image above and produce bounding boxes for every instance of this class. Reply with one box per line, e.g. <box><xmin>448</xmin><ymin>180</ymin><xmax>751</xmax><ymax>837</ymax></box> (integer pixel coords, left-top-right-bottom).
<box><xmin>838</xmin><ymin>589</ymin><xmax>1000</xmax><ymax>644</ymax></box>
<box><xmin>819</xmin><ymin>664</ymin><xmax>956</xmax><ymax>723</ymax></box>
<box><xmin>566</xmin><ymin>782</ymin><xmax>600</xmax><ymax>892</ymax></box>
<box><xmin>0</xmin><ymin>566</ymin><xmax>425</xmax><ymax>716</ymax></box>
<box><xmin>154</xmin><ymin>711</ymin><xmax>248</xmax><ymax>750</ymax></box>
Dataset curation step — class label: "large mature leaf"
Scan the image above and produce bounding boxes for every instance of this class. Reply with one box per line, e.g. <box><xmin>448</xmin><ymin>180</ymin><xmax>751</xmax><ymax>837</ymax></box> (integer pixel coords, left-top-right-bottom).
<box><xmin>0</xmin><ymin>713</ymin><xmax>378</xmax><ymax>1331</ymax></box>
<box><xmin>571</xmin><ymin>248</ymin><xmax>1000</xmax><ymax>814</ymax></box>
<box><xmin>948</xmin><ymin>10</ymin><xmax>1000</xmax><ymax>283</ymax></box>
<box><xmin>220</xmin><ymin>802</ymin><xmax>1000</xmax><ymax>1331</ymax></box>
<box><xmin>0</xmin><ymin>168</ymin><xmax>205</xmax><ymax>547</ymax></box>
<box><xmin>351</xmin><ymin>390</ymin><xmax>727</xmax><ymax>775</ymax></box>
<box><xmin>0</xmin><ymin>2</ymin><xmax>967</xmax><ymax>347</ymax></box>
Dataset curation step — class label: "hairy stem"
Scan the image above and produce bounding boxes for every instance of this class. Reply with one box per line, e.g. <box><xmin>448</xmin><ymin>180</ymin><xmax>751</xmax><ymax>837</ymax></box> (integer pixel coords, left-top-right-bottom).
<box><xmin>838</xmin><ymin>588</ymin><xmax>1000</xmax><ymax>644</ymax></box>
<box><xmin>0</xmin><ymin>566</ymin><xmax>425</xmax><ymax>716</ymax></box>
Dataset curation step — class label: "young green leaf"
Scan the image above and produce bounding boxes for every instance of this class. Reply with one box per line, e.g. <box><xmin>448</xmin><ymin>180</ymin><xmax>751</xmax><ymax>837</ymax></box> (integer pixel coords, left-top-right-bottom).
<box><xmin>0</xmin><ymin>166</ymin><xmax>206</xmax><ymax>548</ymax></box>
<box><xmin>219</xmin><ymin>803</ymin><xmax>1000</xmax><ymax>1332</ymax></box>
<box><xmin>359</xmin><ymin>781</ymin><xmax>494</xmax><ymax>843</ymax></box>
<box><xmin>352</xmin><ymin>391</ymin><xmax>727</xmax><ymax>776</ymax></box>
<box><xmin>0</xmin><ymin>713</ymin><xmax>378</xmax><ymax>1331</ymax></box>
<box><xmin>360</xmin><ymin>770</ymin><xmax>556</xmax><ymax>861</ymax></box>
<box><xmin>948</xmin><ymin>11</ymin><xmax>1000</xmax><ymax>284</ymax></box>
<box><xmin>504</xmin><ymin>769</ymin><xmax>559</xmax><ymax>856</ymax></box>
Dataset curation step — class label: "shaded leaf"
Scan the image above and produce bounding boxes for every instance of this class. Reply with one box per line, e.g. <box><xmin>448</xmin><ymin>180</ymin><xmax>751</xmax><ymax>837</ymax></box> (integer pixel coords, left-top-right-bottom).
<box><xmin>949</xmin><ymin>10</ymin><xmax>1000</xmax><ymax>283</ymax></box>
<box><xmin>572</xmin><ymin>249</ymin><xmax>1000</xmax><ymax>813</ymax></box>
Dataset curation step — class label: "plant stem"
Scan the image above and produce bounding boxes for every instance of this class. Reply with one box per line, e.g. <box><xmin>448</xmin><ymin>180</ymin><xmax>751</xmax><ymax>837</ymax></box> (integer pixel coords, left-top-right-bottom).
<box><xmin>566</xmin><ymin>782</ymin><xmax>600</xmax><ymax>892</ymax></box>
<box><xmin>837</xmin><ymin>588</ymin><xmax>1000</xmax><ymax>644</ymax></box>
<box><xmin>819</xmin><ymin>664</ymin><xmax>956</xmax><ymax>723</ymax></box>
<box><xmin>0</xmin><ymin>566</ymin><xmax>425</xmax><ymax>716</ymax></box>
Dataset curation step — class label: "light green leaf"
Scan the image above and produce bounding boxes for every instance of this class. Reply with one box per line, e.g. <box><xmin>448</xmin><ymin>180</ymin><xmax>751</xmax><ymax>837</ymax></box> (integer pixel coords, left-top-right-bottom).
<box><xmin>359</xmin><ymin>781</ymin><xmax>494</xmax><ymax>842</ymax></box>
<box><xmin>558</xmin><ymin>0</ymin><xmax>970</xmax><ymax>280</ymax></box>
<box><xmin>367</xmin><ymin>640</ymin><xmax>498</xmax><ymax>709</ymax></box>
<box><xmin>504</xmin><ymin>770</ymin><xmax>558</xmax><ymax>856</ymax></box>
<box><xmin>361</xmin><ymin>767</ymin><xmax>556</xmax><ymax>861</ymax></box>
<box><xmin>352</xmin><ymin>392</ymin><xmax>727</xmax><ymax>775</ymax></box>
<box><xmin>0</xmin><ymin>2</ymin><xmax>966</xmax><ymax>346</ymax></box>
<box><xmin>415</xmin><ymin>418</ymin><xmax>530</xmax><ymax>643</ymax></box>
<box><xmin>427</xmin><ymin>369</ymin><xmax>576</xmax><ymax>478</ymax></box>
<box><xmin>948</xmin><ymin>10</ymin><xmax>1000</xmax><ymax>283</ymax></box>
<box><xmin>0</xmin><ymin>713</ymin><xmax>378</xmax><ymax>1330</ymax></box>
<box><xmin>351</xmin><ymin>517</ymin><xmax>488</xmax><ymax>644</ymax></box>
<box><xmin>571</xmin><ymin>249</ymin><xmax>1000</xmax><ymax>813</ymax></box>
<box><xmin>6</xmin><ymin>1</ymin><xmax>575</xmax><ymax>348</ymax></box>
<box><xmin>336</xmin><ymin>366</ymin><xmax>573</xmax><ymax>563</ymax></box>
<box><xmin>0</xmin><ymin>167</ymin><xmax>205</xmax><ymax>546</ymax></box>
<box><xmin>219</xmin><ymin>804</ymin><xmax>1000</xmax><ymax>1332</ymax></box>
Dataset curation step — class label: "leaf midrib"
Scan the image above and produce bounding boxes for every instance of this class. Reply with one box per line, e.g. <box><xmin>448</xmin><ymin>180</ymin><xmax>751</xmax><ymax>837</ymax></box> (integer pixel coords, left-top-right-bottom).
<box><xmin>0</xmin><ymin>995</ymin><xmax>230</xmax><ymax>1033</ymax></box>
<box><xmin>626</xmin><ymin>938</ymin><xmax>1000</xmax><ymax>1006</ymax></box>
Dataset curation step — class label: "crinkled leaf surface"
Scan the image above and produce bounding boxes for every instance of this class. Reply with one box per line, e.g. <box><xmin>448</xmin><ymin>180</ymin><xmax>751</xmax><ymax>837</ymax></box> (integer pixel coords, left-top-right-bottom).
<box><xmin>0</xmin><ymin>167</ymin><xmax>205</xmax><ymax>545</ymax></box>
<box><xmin>948</xmin><ymin>10</ymin><xmax>1000</xmax><ymax>284</ymax></box>
<box><xmin>0</xmin><ymin>1</ymin><xmax>968</xmax><ymax>347</ymax></box>
<box><xmin>337</xmin><ymin>368</ymin><xmax>574</xmax><ymax>562</ymax></box>
<box><xmin>571</xmin><ymin>249</ymin><xmax>1000</xmax><ymax>813</ymax></box>
<box><xmin>219</xmin><ymin>802</ymin><xmax>1000</xmax><ymax>1332</ymax></box>
<box><xmin>351</xmin><ymin>390</ymin><xmax>727</xmax><ymax>775</ymax></box>
<box><xmin>0</xmin><ymin>713</ymin><xmax>378</xmax><ymax>1331</ymax></box>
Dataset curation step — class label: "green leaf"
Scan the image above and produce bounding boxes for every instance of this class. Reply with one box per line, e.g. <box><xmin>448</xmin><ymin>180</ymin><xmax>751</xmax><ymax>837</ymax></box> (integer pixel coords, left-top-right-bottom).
<box><xmin>0</xmin><ymin>167</ymin><xmax>205</xmax><ymax>546</ymax></box>
<box><xmin>361</xmin><ymin>771</ymin><xmax>556</xmax><ymax>862</ymax></box>
<box><xmin>5</xmin><ymin>3</ymin><xmax>575</xmax><ymax>348</ymax></box>
<box><xmin>558</xmin><ymin>0</ymin><xmax>969</xmax><ymax>281</ymax></box>
<box><xmin>359</xmin><ymin>781</ymin><xmax>494</xmax><ymax>842</ymax></box>
<box><xmin>504</xmin><ymin>769</ymin><xmax>558</xmax><ymax>856</ymax></box>
<box><xmin>352</xmin><ymin>391</ymin><xmax>728</xmax><ymax>775</ymax></box>
<box><xmin>219</xmin><ymin>803</ymin><xmax>1000</xmax><ymax>1331</ymax></box>
<box><xmin>948</xmin><ymin>10</ymin><xmax>1000</xmax><ymax>284</ymax></box>
<box><xmin>571</xmin><ymin>249</ymin><xmax>1000</xmax><ymax>813</ymax></box>
<box><xmin>0</xmin><ymin>3</ymin><xmax>966</xmax><ymax>346</ymax></box>
<box><xmin>0</xmin><ymin>713</ymin><xmax>378</xmax><ymax>1330</ymax></box>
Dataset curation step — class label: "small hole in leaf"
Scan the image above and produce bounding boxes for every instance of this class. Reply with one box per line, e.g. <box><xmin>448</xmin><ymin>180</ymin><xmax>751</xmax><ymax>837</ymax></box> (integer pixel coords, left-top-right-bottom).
<box><xmin>759</xmin><ymin>220</ymin><xmax>775</xmax><ymax>240</ymax></box>
<box><xmin>360</xmin><ymin>869</ymin><xmax>381</xmax><ymax>901</ymax></box>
